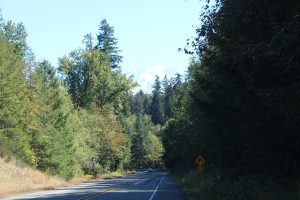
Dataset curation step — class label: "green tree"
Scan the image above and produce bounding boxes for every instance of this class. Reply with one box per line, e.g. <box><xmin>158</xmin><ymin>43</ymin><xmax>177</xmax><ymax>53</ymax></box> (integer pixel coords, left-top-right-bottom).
<box><xmin>162</xmin><ymin>75</ymin><xmax>173</xmax><ymax>120</ymax></box>
<box><xmin>58</xmin><ymin>49</ymin><xmax>109</xmax><ymax>108</ymax></box>
<box><xmin>0</xmin><ymin>29</ymin><xmax>32</xmax><ymax>163</ymax></box>
<box><xmin>1</xmin><ymin>20</ymin><xmax>28</xmax><ymax>57</ymax></box>
<box><xmin>125</xmin><ymin>112</ymin><xmax>163</xmax><ymax>169</ymax></box>
<box><xmin>30</xmin><ymin>60</ymin><xmax>77</xmax><ymax>180</ymax></box>
<box><xmin>96</xmin><ymin>19</ymin><xmax>122</xmax><ymax>69</ymax></box>
<box><xmin>130</xmin><ymin>114</ymin><xmax>147</xmax><ymax>168</ymax></box>
<box><xmin>144</xmin><ymin>133</ymin><xmax>164</xmax><ymax>168</ymax></box>
<box><xmin>150</xmin><ymin>76</ymin><xmax>164</xmax><ymax>124</ymax></box>
<box><xmin>58</xmin><ymin>49</ymin><xmax>135</xmax><ymax>111</ymax></box>
<box><xmin>82</xmin><ymin>33</ymin><xmax>94</xmax><ymax>51</ymax></box>
<box><xmin>70</xmin><ymin>109</ymin><xmax>130</xmax><ymax>175</ymax></box>
<box><xmin>162</xmin><ymin>81</ymin><xmax>191</xmax><ymax>168</ymax></box>
<box><xmin>190</xmin><ymin>0</ymin><xmax>300</xmax><ymax>176</ymax></box>
<box><xmin>164</xmin><ymin>0</ymin><xmax>300</xmax><ymax>186</ymax></box>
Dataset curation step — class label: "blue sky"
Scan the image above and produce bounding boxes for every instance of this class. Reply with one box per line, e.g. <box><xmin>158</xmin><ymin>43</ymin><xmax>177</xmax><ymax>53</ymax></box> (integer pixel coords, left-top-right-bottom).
<box><xmin>0</xmin><ymin>0</ymin><xmax>202</xmax><ymax>92</ymax></box>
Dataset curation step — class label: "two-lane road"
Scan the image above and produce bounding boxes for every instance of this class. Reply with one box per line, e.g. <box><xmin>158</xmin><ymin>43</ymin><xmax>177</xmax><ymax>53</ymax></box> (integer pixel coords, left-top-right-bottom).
<box><xmin>3</xmin><ymin>172</ymin><xmax>184</xmax><ymax>200</ymax></box>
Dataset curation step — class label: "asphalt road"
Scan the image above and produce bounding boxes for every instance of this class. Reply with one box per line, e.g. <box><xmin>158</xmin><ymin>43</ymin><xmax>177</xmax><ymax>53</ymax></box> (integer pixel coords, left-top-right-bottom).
<box><xmin>3</xmin><ymin>171</ymin><xmax>184</xmax><ymax>200</ymax></box>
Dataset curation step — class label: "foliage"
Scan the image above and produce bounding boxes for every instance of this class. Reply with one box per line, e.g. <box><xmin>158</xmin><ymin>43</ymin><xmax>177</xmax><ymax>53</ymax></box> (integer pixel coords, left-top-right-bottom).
<box><xmin>189</xmin><ymin>0</ymin><xmax>300</xmax><ymax>176</ymax></box>
<box><xmin>70</xmin><ymin>109</ymin><xmax>131</xmax><ymax>175</ymax></box>
<box><xmin>1</xmin><ymin>2</ymin><xmax>298</xmax><ymax>194</ymax></box>
<box><xmin>1</xmin><ymin>20</ymin><xmax>28</xmax><ymax>57</ymax></box>
<box><xmin>173</xmin><ymin>169</ymin><xmax>300</xmax><ymax>200</ymax></box>
<box><xmin>0</xmin><ymin>29</ymin><xmax>32</xmax><ymax>164</ymax></box>
<box><xmin>28</xmin><ymin>61</ymin><xmax>78</xmax><ymax>179</ymax></box>
<box><xmin>150</xmin><ymin>76</ymin><xmax>164</xmax><ymax>124</ymax></box>
<box><xmin>96</xmin><ymin>19</ymin><xmax>122</xmax><ymax>69</ymax></box>
<box><xmin>58</xmin><ymin>49</ymin><xmax>135</xmax><ymax>113</ymax></box>
<box><xmin>0</xmin><ymin>16</ymin><xmax>134</xmax><ymax>180</ymax></box>
<box><xmin>164</xmin><ymin>0</ymin><xmax>300</xmax><ymax>199</ymax></box>
<box><xmin>144</xmin><ymin>133</ymin><xmax>164</xmax><ymax>167</ymax></box>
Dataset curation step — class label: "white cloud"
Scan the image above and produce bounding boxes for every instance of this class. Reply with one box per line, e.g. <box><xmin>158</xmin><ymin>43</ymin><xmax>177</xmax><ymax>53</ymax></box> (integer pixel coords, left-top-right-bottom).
<box><xmin>128</xmin><ymin>64</ymin><xmax>166</xmax><ymax>93</ymax></box>
<box><xmin>124</xmin><ymin>63</ymin><xmax>187</xmax><ymax>93</ymax></box>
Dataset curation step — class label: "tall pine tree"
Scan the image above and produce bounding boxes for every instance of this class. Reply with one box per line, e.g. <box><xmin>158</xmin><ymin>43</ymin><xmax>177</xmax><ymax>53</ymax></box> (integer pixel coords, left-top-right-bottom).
<box><xmin>0</xmin><ymin>25</ymin><xmax>32</xmax><ymax>163</ymax></box>
<box><xmin>95</xmin><ymin>19</ymin><xmax>122</xmax><ymax>69</ymax></box>
<box><xmin>150</xmin><ymin>76</ymin><xmax>164</xmax><ymax>124</ymax></box>
<box><xmin>30</xmin><ymin>60</ymin><xmax>77</xmax><ymax>180</ymax></box>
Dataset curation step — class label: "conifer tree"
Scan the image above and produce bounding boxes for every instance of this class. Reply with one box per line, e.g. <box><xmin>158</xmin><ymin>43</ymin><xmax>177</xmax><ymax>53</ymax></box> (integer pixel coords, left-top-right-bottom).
<box><xmin>0</xmin><ymin>28</ymin><xmax>32</xmax><ymax>163</ymax></box>
<box><xmin>30</xmin><ymin>60</ymin><xmax>77</xmax><ymax>179</ymax></box>
<box><xmin>96</xmin><ymin>19</ymin><xmax>122</xmax><ymax>69</ymax></box>
<box><xmin>150</xmin><ymin>76</ymin><xmax>164</xmax><ymax>124</ymax></box>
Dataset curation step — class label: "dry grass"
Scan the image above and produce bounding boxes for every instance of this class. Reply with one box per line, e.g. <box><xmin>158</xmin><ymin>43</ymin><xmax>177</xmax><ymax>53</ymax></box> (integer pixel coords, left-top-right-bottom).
<box><xmin>0</xmin><ymin>158</ymin><xmax>68</xmax><ymax>198</ymax></box>
<box><xmin>0</xmin><ymin>158</ymin><xmax>136</xmax><ymax>198</ymax></box>
<box><xmin>98</xmin><ymin>171</ymin><xmax>124</xmax><ymax>179</ymax></box>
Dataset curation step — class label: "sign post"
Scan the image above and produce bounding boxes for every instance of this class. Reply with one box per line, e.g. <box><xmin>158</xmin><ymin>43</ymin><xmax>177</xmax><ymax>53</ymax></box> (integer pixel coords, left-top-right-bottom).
<box><xmin>195</xmin><ymin>155</ymin><xmax>205</xmax><ymax>173</ymax></box>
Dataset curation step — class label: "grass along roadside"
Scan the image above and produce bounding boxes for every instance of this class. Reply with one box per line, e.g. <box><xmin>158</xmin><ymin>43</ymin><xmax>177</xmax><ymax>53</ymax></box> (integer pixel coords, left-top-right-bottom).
<box><xmin>97</xmin><ymin>170</ymin><xmax>135</xmax><ymax>179</ymax></box>
<box><xmin>0</xmin><ymin>157</ymin><xmax>135</xmax><ymax>199</ymax></box>
<box><xmin>172</xmin><ymin>170</ymin><xmax>203</xmax><ymax>200</ymax></box>
<box><xmin>172</xmin><ymin>169</ymin><xmax>300</xmax><ymax>200</ymax></box>
<box><xmin>0</xmin><ymin>157</ymin><xmax>68</xmax><ymax>198</ymax></box>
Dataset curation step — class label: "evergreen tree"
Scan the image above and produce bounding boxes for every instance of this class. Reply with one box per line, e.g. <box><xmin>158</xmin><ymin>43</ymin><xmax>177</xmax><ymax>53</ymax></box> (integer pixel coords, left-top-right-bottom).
<box><xmin>30</xmin><ymin>60</ymin><xmax>77</xmax><ymax>179</ymax></box>
<box><xmin>129</xmin><ymin>113</ymin><xmax>163</xmax><ymax>168</ymax></box>
<box><xmin>143</xmin><ymin>94</ymin><xmax>151</xmax><ymax>115</ymax></box>
<box><xmin>150</xmin><ymin>76</ymin><xmax>164</xmax><ymax>124</ymax></box>
<box><xmin>162</xmin><ymin>75</ymin><xmax>173</xmax><ymax>120</ymax></box>
<box><xmin>2</xmin><ymin>20</ymin><xmax>28</xmax><ymax>57</ymax></box>
<box><xmin>82</xmin><ymin>33</ymin><xmax>94</xmax><ymax>51</ymax></box>
<box><xmin>163</xmin><ymin>3</ymin><xmax>300</xmax><ymax>198</ymax></box>
<box><xmin>96</xmin><ymin>19</ymin><xmax>122</xmax><ymax>69</ymax></box>
<box><xmin>130</xmin><ymin>114</ymin><xmax>147</xmax><ymax>168</ymax></box>
<box><xmin>173</xmin><ymin>73</ymin><xmax>183</xmax><ymax>90</ymax></box>
<box><xmin>0</xmin><ymin>28</ymin><xmax>32</xmax><ymax>163</ymax></box>
<box><xmin>187</xmin><ymin>0</ymin><xmax>300</xmax><ymax>176</ymax></box>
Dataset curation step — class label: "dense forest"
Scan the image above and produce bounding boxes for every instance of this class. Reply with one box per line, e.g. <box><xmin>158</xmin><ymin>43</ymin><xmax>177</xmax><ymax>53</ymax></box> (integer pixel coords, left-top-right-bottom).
<box><xmin>162</xmin><ymin>0</ymin><xmax>300</xmax><ymax>199</ymax></box>
<box><xmin>1</xmin><ymin>0</ymin><xmax>300</xmax><ymax>199</ymax></box>
<box><xmin>0</xmin><ymin>16</ymin><xmax>165</xmax><ymax>180</ymax></box>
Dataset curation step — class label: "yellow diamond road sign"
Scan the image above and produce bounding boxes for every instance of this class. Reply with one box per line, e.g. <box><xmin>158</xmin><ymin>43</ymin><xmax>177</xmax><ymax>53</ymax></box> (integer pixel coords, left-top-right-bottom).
<box><xmin>195</xmin><ymin>155</ymin><xmax>205</xmax><ymax>166</ymax></box>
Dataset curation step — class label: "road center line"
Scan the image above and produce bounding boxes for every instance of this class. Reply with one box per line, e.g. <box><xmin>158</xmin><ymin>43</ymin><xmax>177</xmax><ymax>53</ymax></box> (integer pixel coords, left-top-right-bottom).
<box><xmin>149</xmin><ymin>173</ymin><xmax>165</xmax><ymax>200</ymax></box>
<box><xmin>77</xmin><ymin>173</ymin><xmax>148</xmax><ymax>200</ymax></box>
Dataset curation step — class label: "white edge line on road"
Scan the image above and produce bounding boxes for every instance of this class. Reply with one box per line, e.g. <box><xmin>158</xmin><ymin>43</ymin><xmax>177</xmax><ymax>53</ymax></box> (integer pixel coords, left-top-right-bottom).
<box><xmin>149</xmin><ymin>173</ymin><xmax>165</xmax><ymax>200</ymax></box>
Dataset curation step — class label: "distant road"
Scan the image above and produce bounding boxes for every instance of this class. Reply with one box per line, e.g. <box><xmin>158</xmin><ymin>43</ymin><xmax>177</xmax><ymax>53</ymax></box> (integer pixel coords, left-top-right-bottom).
<box><xmin>3</xmin><ymin>171</ymin><xmax>184</xmax><ymax>200</ymax></box>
